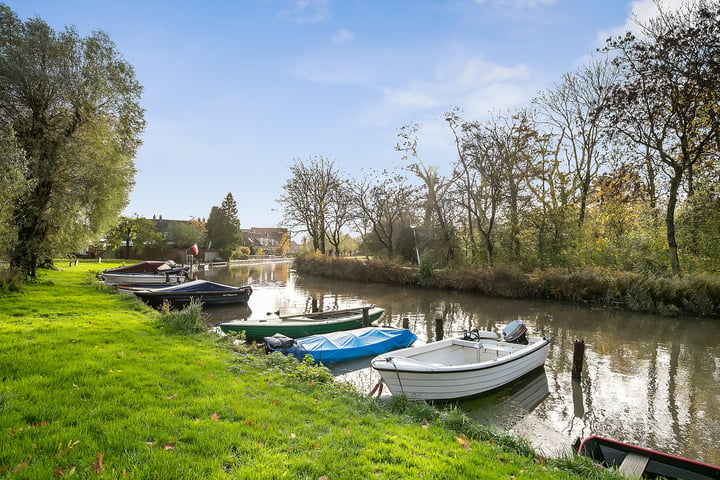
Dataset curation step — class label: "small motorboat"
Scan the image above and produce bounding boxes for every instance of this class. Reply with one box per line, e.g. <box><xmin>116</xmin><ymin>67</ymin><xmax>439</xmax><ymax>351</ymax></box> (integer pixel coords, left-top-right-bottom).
<box><xmin>218</xmin><ymin>306</ymin><xmax>384</xmax><ymax>341</ymax></box>
<box><xmin>100</xmin><ymin>260</ymin><xmax>189</xmax><ymax>286</ymax></box>
<box><xmin>371</xmin><ymin>320</ymin><xmax>550</xmax><ymax>401</ymax></box>
<box><xmin>575</xmin><ymin>435</ymin><xmax>720</xmax><ymax>479</ymax></box>
<box><xmin>263</xmin><ymin>326</ymin><xmax>417</xmax><ymax>365</ymax></box>
<box><xmin>132</xmin><ymin>279</ymin><xmax>252</xmax><ymax>308</ymax></box>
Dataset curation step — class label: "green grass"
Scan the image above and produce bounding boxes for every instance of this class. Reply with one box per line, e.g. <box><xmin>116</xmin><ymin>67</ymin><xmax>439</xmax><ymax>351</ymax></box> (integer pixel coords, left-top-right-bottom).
<box><xmin>0</xmin><ymin>260</ymin><xmax>622</xmax><ymax>479</ymax></box>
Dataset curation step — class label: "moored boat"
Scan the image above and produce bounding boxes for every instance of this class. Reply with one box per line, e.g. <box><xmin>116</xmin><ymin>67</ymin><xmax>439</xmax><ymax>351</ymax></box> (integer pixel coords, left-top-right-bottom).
<box><xmin>370</xmin><ymin>320</ymin><xmax>550</xmax><ymax>401</ymax></box>
<box><xmin>133</xmin><ymin>279</ymin><xmax>252</xmax><ymax>308</ymax></box>
<box><xmin>264</xmin><ymin>326</ymin><xmax>417</xmax><ymax>364</ymax></box>
<box><xmin>575</xmin><ymin>435</ymin><xmax>720</xmax><ymax>479</ymax></box>
<box><xmin>100</xmin><ymin>260</ymin><xmax>189</xmax><ymax>286</ymax></box>
<box><xmin>218</xmin><ymin>306</ymin><xmax>384</xmax><ymax>341</ymax></box>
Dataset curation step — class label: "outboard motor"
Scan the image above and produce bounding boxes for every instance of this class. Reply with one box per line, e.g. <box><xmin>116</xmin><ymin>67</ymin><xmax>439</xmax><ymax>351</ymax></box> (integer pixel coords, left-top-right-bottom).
<box><xmin>502</xmin><ymin>320</ymin><xmax>528</xmax><ymax>345</ymax></box>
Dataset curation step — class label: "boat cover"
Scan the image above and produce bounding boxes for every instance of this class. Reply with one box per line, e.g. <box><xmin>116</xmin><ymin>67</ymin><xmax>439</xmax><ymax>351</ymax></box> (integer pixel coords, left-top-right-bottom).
<box><xmin>149</xmin><ymin>279</ymin><xmax>246</xmax><ymax>293</ymax></box>
<box><xmin>103</xmin><ymin>261</ymin><xmax>168</xmax><ymax>274</ymax></box>
<box><xmin>266</xmin><ymin>327</ymin><xmax>417</xmax><ymax>364</ymax></box>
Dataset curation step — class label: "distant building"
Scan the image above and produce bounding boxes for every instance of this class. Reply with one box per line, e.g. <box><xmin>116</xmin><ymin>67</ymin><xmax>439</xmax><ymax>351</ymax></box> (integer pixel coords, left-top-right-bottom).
<box><xmin>241</xmin><ymin>227</ymin><xmax>297</xmax><ymax>256</ymax></box>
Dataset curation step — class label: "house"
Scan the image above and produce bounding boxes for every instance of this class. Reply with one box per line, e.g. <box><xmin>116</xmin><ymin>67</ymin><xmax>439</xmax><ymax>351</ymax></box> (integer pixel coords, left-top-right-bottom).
<box><xmin>241</xmin><ymin>227</ymin><xmax>296</xmax><ymax>256</ymax></box>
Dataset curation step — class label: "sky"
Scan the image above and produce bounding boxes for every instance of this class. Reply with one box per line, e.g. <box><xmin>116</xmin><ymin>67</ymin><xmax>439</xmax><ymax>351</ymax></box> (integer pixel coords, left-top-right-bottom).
<box><xmin>9</xmin><ymin>0</ymin><xmax>683</xmax><ymax>229</ymax></box>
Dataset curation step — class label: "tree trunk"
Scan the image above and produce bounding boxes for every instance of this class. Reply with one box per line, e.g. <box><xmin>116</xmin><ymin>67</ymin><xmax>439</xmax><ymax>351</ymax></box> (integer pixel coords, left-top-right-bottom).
<box><xmin>666</xmin><ymin>166</ymin><xmax>683</xmax><ymax>275</ymax></box>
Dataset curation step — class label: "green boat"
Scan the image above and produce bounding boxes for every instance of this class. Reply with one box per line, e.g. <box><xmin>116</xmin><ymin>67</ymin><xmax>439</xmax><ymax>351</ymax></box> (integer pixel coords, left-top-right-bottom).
<box><xmin>218</xmin><ymin>306</ymin><xmax>384</xmax><ymax>340</ymax></box>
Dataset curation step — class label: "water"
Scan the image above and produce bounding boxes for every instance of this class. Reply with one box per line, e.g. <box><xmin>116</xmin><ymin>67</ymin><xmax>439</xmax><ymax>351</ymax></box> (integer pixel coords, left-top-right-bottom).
<box><xmin>198</xmin><ymin>260</ymin><xmax>720</xmax><ymax>465</ymax></box>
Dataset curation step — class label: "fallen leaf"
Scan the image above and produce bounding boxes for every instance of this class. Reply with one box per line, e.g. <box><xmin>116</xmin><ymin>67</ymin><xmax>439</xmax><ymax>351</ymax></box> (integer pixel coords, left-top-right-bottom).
<box><xmin>311</xmin><ymin>442</ymin><xmax>320</xmax><ymax>449</ymax></box>
<box><xmin>166</xmin><ymin>393</ymin><xmax>178</xmax><ymax>400</ymax></box>
<box><xmin>421</xmin><ymin>419</ymin><xmax>430</xmax><ymax>429</ymax></box>
<box><xmin>273</xmin><ymin>399</ymin><xmax>280</xmax><ymax>406</ymax></box>
<box><xmin>163</xmin><ymin>443</ymin><xmax>176</xmax><ymax>451</ymax></box>
<box><xmin>318</xmin><ymin>476</ymin><xmax>329</xmax><ymax>480</ymax></box>
<box><xmin>13</xmin><ymin>463</ymin><xmax>27</xmax><ymax>473</ymax></box>
<box><xmin>290</xmin><ymin>433</ymin><xmax>297</xmax><ymax>439</ymax></box>
<box><xmin>54</xmin><ymin>467</ymin><xmax>64</xmax><ymax>477</ymax></box>
<box><xmin>92</xmin><ymin>452</ymin><xmax>104</xmax><ymax>473</ymax></box>
<box><xmin>210</xmin><ymin>412</ymin><xmax>220</xmax><ymax>421</ymax></box>
<box><xmin>455</xmin><ymin>434</ymin><xmax>471</xmax><ymax>450</ymax></box>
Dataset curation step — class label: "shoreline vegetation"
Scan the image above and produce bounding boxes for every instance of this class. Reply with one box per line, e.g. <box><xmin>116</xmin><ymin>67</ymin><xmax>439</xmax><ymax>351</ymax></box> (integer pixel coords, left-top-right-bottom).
<box><xmin>0</xmin><ymin>260</ymin><xmax>624</xmax><ymax>479</ymax></box>
<box><xmin>293</xmin><ymin>253</ymin><xmax>720</xmax><ymax>319</ymax></box>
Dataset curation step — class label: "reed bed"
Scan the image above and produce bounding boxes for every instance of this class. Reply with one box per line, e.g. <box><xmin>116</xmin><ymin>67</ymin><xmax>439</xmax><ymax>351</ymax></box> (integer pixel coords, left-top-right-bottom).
<box><xmin>294</xmin><ymin>254</ymin><xmax>720</xmax><ymax>318</ymax></box>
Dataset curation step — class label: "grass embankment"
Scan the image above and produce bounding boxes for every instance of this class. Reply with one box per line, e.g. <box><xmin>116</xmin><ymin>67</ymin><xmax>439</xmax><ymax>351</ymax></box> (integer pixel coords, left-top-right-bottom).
<box><xmin>294</xmin><ymin>254</ymin><xmax>720</xmax><ymax>318</ymax></box>
<box><xmin>0</xmin><ymin>261</ymin><xmax>620</xmax><ymax>479</ymax></box>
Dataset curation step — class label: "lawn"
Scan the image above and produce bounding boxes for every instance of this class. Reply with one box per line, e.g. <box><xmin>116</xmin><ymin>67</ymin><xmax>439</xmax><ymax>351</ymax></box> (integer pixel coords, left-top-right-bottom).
<box><xmin>0</xmin><ymin>261</ymin><xmax>619</xmax><ymax>479</ymax></box>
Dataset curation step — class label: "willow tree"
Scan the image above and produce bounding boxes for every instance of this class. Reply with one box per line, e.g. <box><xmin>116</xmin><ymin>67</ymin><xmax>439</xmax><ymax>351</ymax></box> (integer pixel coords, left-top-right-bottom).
<box><xmin>0</xmin><ymin>6</ymin><xmax>145</xmax><ymax>278</ymax></box>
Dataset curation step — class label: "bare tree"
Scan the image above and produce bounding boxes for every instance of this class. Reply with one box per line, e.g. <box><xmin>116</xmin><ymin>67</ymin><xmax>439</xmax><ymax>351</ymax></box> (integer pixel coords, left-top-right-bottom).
<box><xmin>533</xmin><ymin>55</ymin><xmax>617</xmax><ymax>228</ymax></box>
<box><xmin>279</xmin><ymin>156</ymin><xmax>341</xmax><ymax>254</ymax></box>
<box><xmin>604</xmin><ymin>0</ymin><xmax>720</xmax><ymax>274</ymax></box>
<box><xmin>349</xmin><ymin>169</ymin><xmax>417</xmax><ymax>258</ymax></box>
<box><xmin>396</xmin><ymin>122</ymin><xmax>459</xmax><ymax>263</ymax></box>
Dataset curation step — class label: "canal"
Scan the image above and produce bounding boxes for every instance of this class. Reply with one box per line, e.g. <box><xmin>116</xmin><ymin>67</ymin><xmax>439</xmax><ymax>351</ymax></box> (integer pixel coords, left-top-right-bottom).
<box><xmin>198</xmin><ymin>260</ymin><xmax>720</xmax><ymax>465</ymax></box>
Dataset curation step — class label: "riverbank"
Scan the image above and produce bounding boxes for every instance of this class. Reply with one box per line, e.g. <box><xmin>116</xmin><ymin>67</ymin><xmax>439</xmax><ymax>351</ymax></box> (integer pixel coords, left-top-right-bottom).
<box><xmin>0</xmin><ymin>261</ymin><xmax>621</xmax><ymax>479</ymax></box>
<box><xmin>293</xmin><ymin>254</ymin><xmax>720</xmax><ymax>318</ymax></box>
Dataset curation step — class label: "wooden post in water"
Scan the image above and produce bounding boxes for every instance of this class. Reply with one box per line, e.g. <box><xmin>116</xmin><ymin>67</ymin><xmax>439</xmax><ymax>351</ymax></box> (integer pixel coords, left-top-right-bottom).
<box><xmin>402</xmin><ymin>317</ymin><xmax>409</xmax><ymax>329</ymax></box>
<box><xmin>572</xmin><ymin>339</ymin><xmax>585</xmax><ymax>379</ymax></box>
<box><xmin>434</xmin><ymin>318</ymin><xmax>444</xmax><ymax>341</ymax></box>
<box><xmin>362</xmin><ymin>307</ymin><xmax>370</xmax><ymax>327</ymax></box>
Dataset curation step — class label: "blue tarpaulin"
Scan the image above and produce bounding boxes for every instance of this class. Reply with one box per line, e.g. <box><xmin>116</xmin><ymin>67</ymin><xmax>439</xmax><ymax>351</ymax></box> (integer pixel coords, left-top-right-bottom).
<box><xmin>268</xmin><ymin>327</ymin><xmax>417</xmax><ymax>364</ymax></box>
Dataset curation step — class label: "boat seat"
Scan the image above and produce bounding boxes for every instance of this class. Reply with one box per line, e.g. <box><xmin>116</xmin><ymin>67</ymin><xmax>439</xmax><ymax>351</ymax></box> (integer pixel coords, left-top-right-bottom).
<box><xmin>618</xmin><ymin>452</ymin><xmax>649</xmax><ymax>478</ymax></box>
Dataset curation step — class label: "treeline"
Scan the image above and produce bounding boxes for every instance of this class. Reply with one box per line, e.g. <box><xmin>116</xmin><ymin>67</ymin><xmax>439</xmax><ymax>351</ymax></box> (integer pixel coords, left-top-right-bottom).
<box><xmin>280</xmin><ymin>2</ymin><xmax>720</xmax><ymax>276</ymax></box>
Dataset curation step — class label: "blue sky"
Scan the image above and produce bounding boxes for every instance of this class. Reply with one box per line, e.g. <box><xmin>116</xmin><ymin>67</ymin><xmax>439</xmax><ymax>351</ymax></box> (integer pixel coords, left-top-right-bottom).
<box><xmin>9</xmin><ymin>0</ymin><xmax>677</xmax><ymax>229</ymax></box>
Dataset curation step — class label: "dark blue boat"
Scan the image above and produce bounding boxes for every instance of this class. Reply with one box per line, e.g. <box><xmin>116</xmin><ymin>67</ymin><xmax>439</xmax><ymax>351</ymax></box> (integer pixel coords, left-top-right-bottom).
<box><xmin>133</xmin><ymin>279</ymin><xmax>252</xmax><ymax>308</ymax></box>
<box><xmin>264</xmin><ymin>327</ymin><xmax>417</xmax><ymax>365</ymax></box>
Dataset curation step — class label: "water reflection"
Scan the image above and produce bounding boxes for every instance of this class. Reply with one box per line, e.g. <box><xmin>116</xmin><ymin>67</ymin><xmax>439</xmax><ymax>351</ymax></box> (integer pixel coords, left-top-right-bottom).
<box><xmin>199</xmin><ymin>261</ymin><xmax>720</xmax><ymax>465</ymax></box>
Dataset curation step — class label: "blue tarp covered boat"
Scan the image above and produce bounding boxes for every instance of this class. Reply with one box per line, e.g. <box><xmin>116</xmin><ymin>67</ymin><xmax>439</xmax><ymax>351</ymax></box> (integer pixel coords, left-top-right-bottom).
<box><xmin>264</xmin><ymin>327</ymin><xmax>417</xmax><ymax>365</ymax></box>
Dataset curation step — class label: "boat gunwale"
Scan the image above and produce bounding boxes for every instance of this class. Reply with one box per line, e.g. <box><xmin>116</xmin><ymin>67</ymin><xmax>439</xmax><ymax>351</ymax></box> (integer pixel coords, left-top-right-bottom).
<box><xmin>371</xmin><ymin>336</ymin><xmax>550</xmax><ymax>374</ymax></box>
<box><xmin>576</xmin><ymin>435</ymin><xmax>720</xmax><ymax>474</ymax></box>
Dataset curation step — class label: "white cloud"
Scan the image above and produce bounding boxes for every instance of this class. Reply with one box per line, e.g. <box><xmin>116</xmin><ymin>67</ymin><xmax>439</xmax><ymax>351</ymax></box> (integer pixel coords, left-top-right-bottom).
<box><xmin>474</xmin><ymin>0</ymin><xmax>559</xmax><ymax>7</ymax></box>
<box><xmin>360</xmin><ymin>55</ymin><xmax>536</xmax><ymax>127</ymax></box>
<box><xmin>332</xmin><ymin>29</ymin><xmax>354</xmax><ymax>44</ymax></box>
<box><xmin>596</xmin><ymin>0</ymin><xmax>688</xmax><ymax>44</ymax></box>
<box><xmin>277</xmin><ymin>0</ymin><xmax>330</xmax><ymax>24</ymax></box>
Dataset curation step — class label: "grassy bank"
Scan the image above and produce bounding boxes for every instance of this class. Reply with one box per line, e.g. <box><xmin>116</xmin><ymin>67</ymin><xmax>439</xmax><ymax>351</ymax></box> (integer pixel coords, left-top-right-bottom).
<box><xmin>0</xmin><ymin>261</ymin><xmax>620</xmax><ymax>479</ymax></box>
<box><xmin>293</xmin><ymin>254</ymin><xmax>720</xmax><ymax>318</ymax></box>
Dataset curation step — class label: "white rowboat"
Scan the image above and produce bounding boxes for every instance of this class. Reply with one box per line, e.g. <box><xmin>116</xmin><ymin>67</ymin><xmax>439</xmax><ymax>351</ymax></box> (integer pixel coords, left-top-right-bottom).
<box><xmin>371</xmin><ymin>323</ymin><xmax>550</xmax><ymax>401</ymax></box>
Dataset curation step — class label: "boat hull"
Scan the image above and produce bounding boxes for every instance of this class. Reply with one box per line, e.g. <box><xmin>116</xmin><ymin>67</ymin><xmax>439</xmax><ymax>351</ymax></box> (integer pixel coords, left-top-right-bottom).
<box><xmin>133</xmin><ymin>280</ymin><xmax>252</xmax><ymax>308</ymax></box>
<box><xmin>219</xmin><ymin>307</ymin><xmax>384</xmax><ymax>340</ymax></box>
<box><xmin>576</xmin><ymin>435</ymin><xmax>720</xmax><ymax>480</ymax></box>
<box><xmin>371</xmin><ymin>336</ymin><xmax>550</xmax><ymax>401</ymax></box>
<box><xmin>101</xmin><ymin>272</ymin><xmax>187</xmax><ymax>286</ymax></box>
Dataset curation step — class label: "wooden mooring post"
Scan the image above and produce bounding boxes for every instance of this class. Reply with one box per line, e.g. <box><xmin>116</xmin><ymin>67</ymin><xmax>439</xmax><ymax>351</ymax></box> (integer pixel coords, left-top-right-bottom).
<box><xmin>362</xmin><ymin>307</ymin><xmax>370</xmax><ymax>327</ymax></box>
<box><xmin>402</xmin><ymin>317</ymin><xmax>409</xmax><ymax>329</ymax></box>
<box><xmin>572</xmin><ymin>339</ymin><xmax>585</xmax><ymax>379</ymax></box>
<box><xmin>434</xmin><ymin>318</ymin><xmax>444</xmax><ymax>341</ymax></box>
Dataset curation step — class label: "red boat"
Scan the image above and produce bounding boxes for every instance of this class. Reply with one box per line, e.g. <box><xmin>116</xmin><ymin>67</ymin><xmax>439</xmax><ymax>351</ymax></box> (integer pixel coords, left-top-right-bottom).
<box><xmin>575</xmin><ymin>435</ymin><xmax>720</xmax><ymax>479</ymax></box>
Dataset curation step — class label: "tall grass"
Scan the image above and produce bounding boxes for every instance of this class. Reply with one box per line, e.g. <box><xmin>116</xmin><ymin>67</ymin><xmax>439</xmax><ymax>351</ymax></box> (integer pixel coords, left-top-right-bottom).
<box><xmin>157</xmin><ymin>298</ymin><xmax>206</xmax><ymax>333</ymax></box>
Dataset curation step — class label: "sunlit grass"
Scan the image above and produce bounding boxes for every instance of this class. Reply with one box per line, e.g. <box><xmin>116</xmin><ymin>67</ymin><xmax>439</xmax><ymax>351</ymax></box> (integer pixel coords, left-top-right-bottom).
<box><xmin>0</xmin><ymin>260</ymin><xmax>618</xmax><ymax>479</ymax></box>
